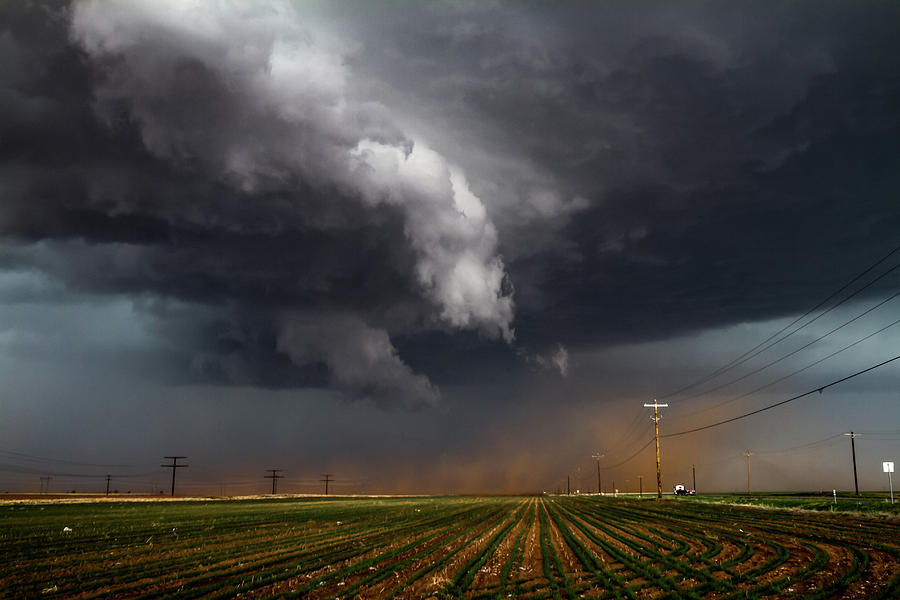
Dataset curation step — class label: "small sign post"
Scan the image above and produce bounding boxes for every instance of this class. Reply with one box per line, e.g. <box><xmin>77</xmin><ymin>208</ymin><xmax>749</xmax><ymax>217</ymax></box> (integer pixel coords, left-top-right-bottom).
<box><xmin>884</xmin><ymin>462</ymin><xmax>895</xmax><ymax>505</ymax></box>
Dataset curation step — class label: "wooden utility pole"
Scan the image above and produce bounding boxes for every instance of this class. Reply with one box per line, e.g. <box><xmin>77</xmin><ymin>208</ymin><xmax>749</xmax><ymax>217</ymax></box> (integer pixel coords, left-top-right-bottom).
<box><xmin>592</xmin><ymin>453</ymin><xmax>604</xmax><ymax>494</ymax></box>
<box><xmin>638</xmin><ymin>475</ymin><xmax>644</xmax><ymax>498</ymax></box>
<box><xmin>106</xmin><ymin>474</ymin><xmax>112</xmax><ymax>496</ymax></box>
<box><xmin>692</xmin><ymin>464</ymin><xmax>696</xmax><ymax>492</ymax></box>
<box><xmin>161</xmin><ymin>456</ymin><xmax>188</xmax><ymax>497</ymax></box>
<box><xmin>321</xmin><ymin>473</ymin><xmax>333</xmax><ymax>495</ymax></box>
<box><xmin>844</xmin><ymin>432</ymin><xmax>860</xmax><ymax>496</ymax></box>
<box><xmin>745</xmin><ymin>451</ymin><xmax>752</xmax><ymax>496</ymax></box>
<box><xmin>644</xmin><ymin>401</ymin><xmax>668</xmax><ymax>499</ymax></box>
<box><xmin>264</xmin><ymin>469</ymin><xmax>284</xmax><ymax>495</ymax></box>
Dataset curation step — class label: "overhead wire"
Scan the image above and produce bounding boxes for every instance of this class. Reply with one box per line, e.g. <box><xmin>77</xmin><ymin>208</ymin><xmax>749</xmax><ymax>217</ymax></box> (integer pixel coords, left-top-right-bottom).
<box><xmin>600</xmin><ymin>437</ymin><xmax>654</xmax><ymax>469</ymax></box>
<box><xmin>673</xmin><ymin>314</ymin><xmax>900</xmax><ymax>420</ymax></box>
<box><xmin>752</xmin><ymin>433</ymin><xmax>846</xmax><ymax>455</ymax></box>
<box><xmin>600</xmin><ymin>246</ymin><xmax>900</xmax><ymax>477</ymax></box>
<box><xmin>601</xmin><ymin>408</ymin><xmax>652</xmax><ymax>459</ymax></box>
<box><xmin>0</xmin><ymin>463</ymin><xmax>159</xmax><ymax>478</ymax></box>
<box><xmin>0</xmin><ymin>448</ymin><xmax>141</xmax><ymax>469</ymax></box>
<box><xmin>596</xmin><ymin>420</ymin><xmax>653</xmax><ymax>469</ymax></box>
<box><xmin>659</xmin><ymin>243</ymin><xmax>900</xmax><ymax>400</ymax></box>
<box><xmin>610</xmin><ymin>407</ymin><xmax>647</xmax><ymax>448</ymax></box>
<box><xmin>663</xmin><ymin>353</ymin><xmax>900</xmax><ymax>439</ymax></box>
<box><xmin>675</xmin><ymin>286</ymin><xmax>900</xmax><ymax>405</ymax></box>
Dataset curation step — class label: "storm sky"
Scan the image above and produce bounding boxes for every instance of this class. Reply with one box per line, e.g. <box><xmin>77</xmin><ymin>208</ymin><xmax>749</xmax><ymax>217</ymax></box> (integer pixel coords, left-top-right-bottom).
<box><xmin>2</xmin><ymin>0</ymin><xmax>899</xmax><ymax>495</ymax></box>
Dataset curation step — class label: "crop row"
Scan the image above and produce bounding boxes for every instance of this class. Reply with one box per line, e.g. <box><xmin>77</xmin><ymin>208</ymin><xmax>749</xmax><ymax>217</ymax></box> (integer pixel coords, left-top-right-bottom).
<box><xmin>2</xmin><ymin>495</ymin><xmax>899</xmax><ymax>598</ymax></box>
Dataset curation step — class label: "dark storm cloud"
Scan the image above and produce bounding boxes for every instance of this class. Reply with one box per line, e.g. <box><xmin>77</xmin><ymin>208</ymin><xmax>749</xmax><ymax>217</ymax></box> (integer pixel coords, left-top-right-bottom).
<box><xmin>2</xmin><ymin>0</ymin><xmax>516</xmax><ymax>406</ymax></box>
<box><xmin>1</xmin><ymin>1</ymin><xmax>898</xmax><ymax>402</ymax></box>
<box><xmin>334</xmin><ymin>1</ymin><xmax>900</xmax><ymax>348</ymax></box>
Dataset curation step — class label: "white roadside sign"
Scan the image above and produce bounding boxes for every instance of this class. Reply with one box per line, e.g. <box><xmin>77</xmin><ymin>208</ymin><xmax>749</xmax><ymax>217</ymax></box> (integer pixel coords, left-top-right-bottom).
<box><xmin>885</xmin><ymin>462</ymin><xmax>895</xmax><ymax>473</ymax></box>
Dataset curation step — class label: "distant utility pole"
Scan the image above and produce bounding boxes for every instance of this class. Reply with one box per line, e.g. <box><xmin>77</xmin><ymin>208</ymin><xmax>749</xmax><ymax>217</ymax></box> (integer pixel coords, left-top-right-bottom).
<box><xmin>321</xmin><ymin>473</ymin><xmax>333</xmax><ymax>496</ymax></box>
<box><xmin>644</xmin><ymin>401</ymin><xmax>668</xmax><ymax>499</ymax></box>
<box><xmin>40</xmin><ymin>476</ymin><xmax>52</xmax><ymax>494</ymax></box>
<box><xmin>567</xmin><ymin>475</ymin><xmax>571</xmax><ymax>496</ymax></box>
<box><xmin>592</xmin><ymin>453</ymin><xmax>604</xmax><ymax>494</ymax></box>
<box><xmin>265</xmin><ymin>469</ymin><xmax>284</xmax><ymax>495</ymax></box>
<box><xmin>885</xmin><ymin>462</ymin><xmax>895</xmax><ymax>505</ymax></box>
<box><xmin>692</xmin><ymin>464</ymin><xmax>697</xmax><ymax>492</ymax></box>
<box><xmin>106</xmin><ymin>474</ymin><xmax>112</xmax><ymax>496</ymax></box>
<box><xmin>161</xmin><ymin>456</ymin><xmax>188</xmax><ymax>497</ymax></box>
<box><xmin>638</xmin><ymin>475</ymin><xmax>644</xmax><ymax>498</ymax></box>
<box><xmin>843</xmin><ymin>432</ymin><xmax>860</xmax><ymax>496</ymax></box>
<box><xmin>745</xmin><ymin>451</ymin><xmax>753</xmax><ymax>496</ymax></box>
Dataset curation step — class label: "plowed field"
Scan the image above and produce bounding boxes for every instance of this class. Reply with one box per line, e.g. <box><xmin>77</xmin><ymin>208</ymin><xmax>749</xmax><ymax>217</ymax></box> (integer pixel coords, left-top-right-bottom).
<box><xmin>3</xmin><ymin>495</ymin><xmax>899</xmax><ymax>598</ymax></box>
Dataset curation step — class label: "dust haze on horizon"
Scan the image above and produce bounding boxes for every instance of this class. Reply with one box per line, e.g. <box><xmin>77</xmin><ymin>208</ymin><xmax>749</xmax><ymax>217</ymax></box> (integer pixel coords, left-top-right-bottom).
<box><xmin>1</xmin><ymin>0</ymin><xmax>899</xmax><ymax>496</ymax></box>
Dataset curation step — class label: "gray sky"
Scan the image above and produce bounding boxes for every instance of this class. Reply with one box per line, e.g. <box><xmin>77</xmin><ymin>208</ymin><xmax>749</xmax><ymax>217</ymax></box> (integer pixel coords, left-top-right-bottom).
<box><xmin>1</xmin><ymin>0</ymin><xmax>899</xmax><ymax>495</ymax></box>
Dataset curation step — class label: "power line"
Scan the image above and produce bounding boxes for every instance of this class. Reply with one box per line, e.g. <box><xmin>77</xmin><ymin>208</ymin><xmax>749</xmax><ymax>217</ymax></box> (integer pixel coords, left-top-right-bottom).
<box><xmin>600</xmin><ymin>437</ymin><xmax>655</xmax><ymax>469</ymax></box>
<box><xmin>673</xmin><ymin>314</ymin><xmax>900</xmax><ymax>420</ymax></box>
<box><xmin>610</xmin><ymin>408</ymin><xmax>647</xmax><ymax>447</ymax></box>
<box><xmin>0</xmin><ymin>448</ymin><xmax>139</xmax><ymax>468</ymax></box>
<box><xmin>753</xmin><ymin>433</ymin><xmax>845</xmax><ymax>455</ymax></box>
<box><xmin>0</xmin><ymin>463</ymin><xmax>158</xmax><ymax>478</ymax></box>
<box><xmin>685</xmin><ymin>434</ymin><xmax>845</xmax><ymax>470</ymax></box>
<box><xmin>586</xmin><ymin>409</ymin><xmax>648</xmax><ymax>472</ymax></box>
<box><xmin>677</xmin><ymin>288</ymin><xmax>900</xmax><ymax>404</ymax></box>
<box><xmin>596</xmin><ymin>408</ymin><xmax>667</xmax><ymax>472</ymax></box>
<box><xmin>593</xmin><ymin>409</ymin><xmax>653</xmax><ymax>466</ymax></box>
<box><xmin>663</xmin><ymin>353</ymin><xmax>900</xmax><ymax>439</ymax></box>
<box><xmin>607</xmin><ymin>408</ymin><xmax>653</xmax><ymax>455</ymax></box>
<box><xmin>660</xmin><ymin>244</ymin><xmax>900</xmax><ymax>400</ymax></box>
